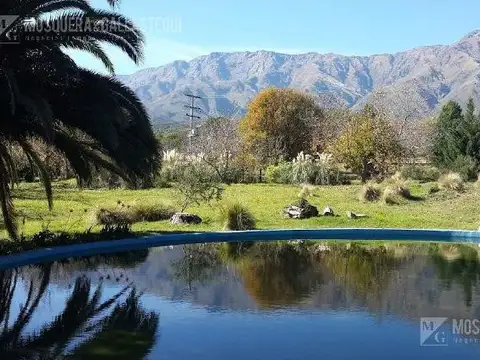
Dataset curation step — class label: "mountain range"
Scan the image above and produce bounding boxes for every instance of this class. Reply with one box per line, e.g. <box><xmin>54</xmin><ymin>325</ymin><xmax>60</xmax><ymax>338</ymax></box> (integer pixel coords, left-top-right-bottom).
<box><xmin>119</xmin><ymin>31</ymin><xmax>480</xmax><ymax>127</ymax></box>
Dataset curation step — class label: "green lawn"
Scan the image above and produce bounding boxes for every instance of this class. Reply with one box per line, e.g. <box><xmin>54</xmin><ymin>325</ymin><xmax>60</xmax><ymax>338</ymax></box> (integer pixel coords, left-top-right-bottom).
<box><xmin>3</xmin><ymin>180</ymin><xmax>480</xmax><ymax>238</ymax></box>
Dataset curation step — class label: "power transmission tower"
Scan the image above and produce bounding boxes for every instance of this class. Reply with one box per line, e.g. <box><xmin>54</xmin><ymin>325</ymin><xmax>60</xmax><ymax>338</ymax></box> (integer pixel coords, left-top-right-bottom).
<box><xmin>184</xmin><ymin>93</ymin><xmax>202</xmax><ymax>150</ymax></box>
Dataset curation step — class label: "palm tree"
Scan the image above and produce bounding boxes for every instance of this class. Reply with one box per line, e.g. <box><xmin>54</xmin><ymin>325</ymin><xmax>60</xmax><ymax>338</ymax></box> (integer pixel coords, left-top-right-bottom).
<box><xmin>0</xmin><ymin>0</ymin><xmax>160</xmax><ymax>239</ymax></box>
<box><xmin>0</xmin><ymin>265</ymin><xmax>159</xmax><ymax>359</ymax></box>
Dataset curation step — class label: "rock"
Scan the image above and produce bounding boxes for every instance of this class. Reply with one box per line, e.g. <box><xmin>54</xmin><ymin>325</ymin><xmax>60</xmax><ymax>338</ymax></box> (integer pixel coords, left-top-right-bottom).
<box><xmin>283</xmin><ymin>199</ymin><xmax>318</xmax><ymax>219</ymax></box>
<box><xmin>346</xmin><ymin>211</ymin><xmax>367</xmax><ymax>219</ymax></box>
<box><xmin>170</xmin><ymin>213</ymin><xmax>202</xmax><ymax>225</ymax></box>
<box><xmin>323</xmin><ymin>205</ymin><xmax>335</xmax><ymax>216</ymax></box>
<box><xmin>315</xmin><ymin>244</ymin><xmax>331</xmax><ymax>253</ymax></box>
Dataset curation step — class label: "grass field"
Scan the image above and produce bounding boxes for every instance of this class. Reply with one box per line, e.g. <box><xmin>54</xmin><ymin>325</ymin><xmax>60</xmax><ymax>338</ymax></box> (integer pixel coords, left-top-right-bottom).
<box><xmin>2</xmin><ymin>179</ymin><xmax>480</xmax><ymax>239</ymax></box>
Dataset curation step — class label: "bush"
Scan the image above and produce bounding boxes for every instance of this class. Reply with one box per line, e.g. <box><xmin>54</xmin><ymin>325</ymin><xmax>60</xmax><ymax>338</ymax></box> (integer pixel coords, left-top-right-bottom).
<box><xmin>359</xmin><ymin>183</ymin><xmax>381</xmax><ymax>202</ymax></box>
<box><xmin>220</xmin><ymin>203</ymin><xmax>256</xmax><ymax>231</ymax></box>
<box><xmin>95</xmin><ymin>207</ymin><xmax>135</xmax><ymax>228</ymax></box>
<box><xmin>265</xmin><ymin>152</ymin><xmax>345</xmax><ymax>185</ymax></box>
<box><xmin>95</xmin><ymin>202</ymin><xmax>175</xmax><ymax>227</ymax></box>
<box><xmin>298</xmin><ymin>184</ymin><xmax>314</xmax><ymax>198</ymax></box>
<box><xmin>450</xmin><ymin>155</ymin><xmax>478</xmax><ymax>181</ymax></box>
<box><xmin>265</xmin><ymin>162</ymin><xmax>292</xmax><ymax>184</ymax></box>
<box><xmin>173</xmin><ymin>161</ymin><xmax>224</xmax><ymax>212</ymax></box>
<box><xmin>428</xmin><ymin>183</ymin><xmax>440</xmax><ymax>194</ymax></box>
<box><xmin>382</xmin><ymin>179</ymin><xmax>413</xmax><ymax>204</ymax></box>
<box><xmin>439</xmin><ymin>172</ymin><xmax>464</xmax><ymax>192</ymax></box>
<box><xmin>400</xmin><ymin>165</ymin><xmax>440</xmax><ymax>182</ymax></box>
<box><xmin>131</xmin><ymin>204</ymin><xmax>175</xmax><ymax>222</ymax></box>
<box><xmin>382</xmin><ymin>186</ymin><xmax>402</xmax><ymax>205</ymax></box>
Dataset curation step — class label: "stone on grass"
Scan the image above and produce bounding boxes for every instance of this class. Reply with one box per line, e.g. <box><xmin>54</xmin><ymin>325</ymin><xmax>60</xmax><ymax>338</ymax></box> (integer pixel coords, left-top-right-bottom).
<box><xmin>323</xmin><ymin>205</ymin><xmax>335</xmax><ymax>216</ymax></box>
<box><xmin>346</xmin><ymin>211</ymin><xmax>367</xmax><ymax>219</ymax></box>
<box><xmin>283</xmin><ymin>199</ymin><xmax>319</xmax><ymax>219</ymax></box>
<box><xmin>170</xmin><ymin>213</ymin><xmax>202</xmax><ymax>225</ymax></box>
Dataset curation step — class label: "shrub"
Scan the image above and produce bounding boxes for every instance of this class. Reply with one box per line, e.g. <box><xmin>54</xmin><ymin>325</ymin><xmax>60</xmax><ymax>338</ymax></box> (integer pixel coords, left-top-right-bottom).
<box><xmin>95</xmin><ymin>207</ymin><xmax>135</xmax><ymax>227</ymax></box>
<box><xmin>220</xmin><ymin>203</ymin><xmax>256</xmax><ymax>231</ymax></box>
<box><xmin>173</xmin><ymin>161</ymin><xmax>224</xmax><ymax>212</ymax></box>
<box><xmin>382</xmin><ymin>186</ymin><xmax>402</xmax><ymax>205</ymax></box>
<box><xmin>439</xmin><ymin>172</ymin><xmax>464</xmax><ymax>192</ymax></box>
<box><xmin>400</xmin><ymin>165</ymin><xmax>440</xmax><ymax>182</ymax></box>
<box><xmin>382</xmin><ymin>179</ymin><xmax>413</xmax><ymax>204</ymax></box>
<box><xmin>131</xmin><ymin>204</ymin><xmax>175</xmax><ymax>222</ymax></box>
<box><xmin>265</xmin><ymin>152</ymin><xmax>345</xmax><ymax>185</ymax></box>
<box><xmin>428</xmin><ymin>183</ymin><xmax>440</xmax><ymax>194</ymax></box>
<box><xmin>359</xmin><ymin>183</ymin><xmax>381</xmax><ymax>202</ymax></box>
<box><xmin>298</xmin><ymin>184</ymin><xmax>314</xmax><ymax>198</ymax></box>
<box><xmin>94</xmin><ymin>202</ymin><xmax>175</xmax><ymax>227</ymax></box>
<box><xmin>265</xmin><ymin>162</ymin><xmax>292</xmax><ymax>184</ymax></box>
<box><xmin>450</xmin><ymin>155</ymin><xmax>478</xmax><ymax>181</ymax></box>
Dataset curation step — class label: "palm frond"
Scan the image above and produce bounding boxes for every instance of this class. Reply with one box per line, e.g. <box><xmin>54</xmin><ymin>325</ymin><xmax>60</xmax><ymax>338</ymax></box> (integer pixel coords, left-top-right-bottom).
<box><xmin>19</xmin><ymin>140</ymin><xmax>53</xmax><ymax>210</ymax></box>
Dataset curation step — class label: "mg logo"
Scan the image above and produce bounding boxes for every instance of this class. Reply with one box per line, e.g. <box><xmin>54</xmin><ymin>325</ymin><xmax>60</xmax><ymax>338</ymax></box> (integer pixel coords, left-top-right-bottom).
<box><xmin>420</xmin><ymin>317</ymin><xmax>449</xmax><ymax>346</ymax></box>
<box><xmin>0</xmin><ymin>15</ymin><xmax>19</xmax><ymax>36</ymax></box>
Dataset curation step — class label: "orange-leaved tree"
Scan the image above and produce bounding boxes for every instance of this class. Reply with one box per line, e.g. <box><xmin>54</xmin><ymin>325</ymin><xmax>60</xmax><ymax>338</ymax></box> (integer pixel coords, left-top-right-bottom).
<box><xmin>240</xmin><ymin>88</ymin><xmax>323</xmax><ymax>166</ymax></box>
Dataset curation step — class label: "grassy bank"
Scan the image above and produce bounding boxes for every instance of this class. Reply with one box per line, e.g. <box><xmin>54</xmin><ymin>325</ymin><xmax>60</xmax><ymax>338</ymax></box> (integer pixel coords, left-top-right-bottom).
<box><xmin>3</xmin><ymin>179</ymin><xmax>480</xmax><ymax>240</ymax></box>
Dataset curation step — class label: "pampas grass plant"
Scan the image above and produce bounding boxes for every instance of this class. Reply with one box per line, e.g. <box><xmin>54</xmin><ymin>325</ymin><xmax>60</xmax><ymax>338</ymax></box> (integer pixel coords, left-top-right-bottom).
<box><xmin>439</xmin><ymin>172</ymin><xmax>464</xmax><ymax>192</ymax></box>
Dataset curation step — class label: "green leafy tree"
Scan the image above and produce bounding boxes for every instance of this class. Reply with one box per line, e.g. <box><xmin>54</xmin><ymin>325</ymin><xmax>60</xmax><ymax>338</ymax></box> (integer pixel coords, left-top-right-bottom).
<box><xmin>0</xmin><ymin>1</ymin><xmax>160</xmax><ymax>239</ymax></box>
<box><xmin>432</xmin><ymin>101</ymin><xmax>465</xmax><ymax>167</ymax></box>
<box><xmin>173</xmin><ymin>161</ymin><xmax>224</xmax><ymax>212</ymax></box>
<box><xmin>240</xmin><ymin>88</ymin><xmax>323</xmax><ymax>166</ymax></box>
<box><xmin>432</xmin><ymin>99</ymin><xmax>480</xmax><ymax>178</ymax></box>
<box><xmin>331</xmin><ymin>106</ymin><xmax>403</xmax><ymax>182</ymax></box>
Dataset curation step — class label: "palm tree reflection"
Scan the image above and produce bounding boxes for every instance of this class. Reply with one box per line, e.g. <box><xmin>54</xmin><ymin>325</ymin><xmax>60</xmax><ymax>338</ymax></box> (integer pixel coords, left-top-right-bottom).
<box><xmin>0</xmin><ymin>264</ymin><xmax>159</xmax><ymax>360</ymax></box>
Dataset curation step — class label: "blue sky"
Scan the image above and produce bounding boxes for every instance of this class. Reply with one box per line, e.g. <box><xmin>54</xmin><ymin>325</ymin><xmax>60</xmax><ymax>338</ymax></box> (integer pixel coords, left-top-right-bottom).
<box><xmin>72</xmin><ymin>0</ymin><xmax>480</xmax><ymax>74</ymax></box>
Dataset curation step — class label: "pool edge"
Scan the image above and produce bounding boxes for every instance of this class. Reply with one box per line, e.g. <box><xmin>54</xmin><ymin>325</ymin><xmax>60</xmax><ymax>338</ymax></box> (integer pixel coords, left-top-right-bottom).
<box><xmin>1</xmin><ymin>228</ymin><xmax>479</xmax><ymax>270</ymax></box>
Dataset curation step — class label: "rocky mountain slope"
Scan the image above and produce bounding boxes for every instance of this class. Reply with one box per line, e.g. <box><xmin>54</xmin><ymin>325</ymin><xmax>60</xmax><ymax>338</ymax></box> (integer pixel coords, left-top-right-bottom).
<box><xmin>120</xmin><ymin>31</ymin><xmax>480</xmax><ymax>126</ymax></box>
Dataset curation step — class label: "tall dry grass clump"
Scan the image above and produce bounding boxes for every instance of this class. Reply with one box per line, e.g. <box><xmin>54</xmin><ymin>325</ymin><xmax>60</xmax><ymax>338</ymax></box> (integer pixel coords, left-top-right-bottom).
<box><xmin>439</xmin><ymin>172</ymin><xmax>464</xmax><ymax>192</ymax></box>
<box><xmin>94</xmin><ymin>201</ymin><xmax>175</xmax><ymax>227</ymax></box>
<box><xmin>359</xmin><ymin>183</ymin><xmax>381</xmax><ymax>202</ymax></box>
<box><xmin>298</xmin><ymin>184</ymin><xmax>314</xmax><ymax>198</ymax></box>
<box><xmin>220</xmin><ymin>203</ymin><xmax>256</xmax><ymax>231</ymax></box>
<box><xmin>382</xmin><ymin>177</ymin><xmax>414</xmax><ymax>204</ymax></box>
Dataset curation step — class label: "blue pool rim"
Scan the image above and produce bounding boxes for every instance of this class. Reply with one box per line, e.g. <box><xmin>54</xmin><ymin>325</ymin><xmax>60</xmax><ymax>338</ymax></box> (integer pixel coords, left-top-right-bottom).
<box><xmin>0</xmin><ymin>228</ymin><xmax>479</xmax><ymax>270</ymax></box>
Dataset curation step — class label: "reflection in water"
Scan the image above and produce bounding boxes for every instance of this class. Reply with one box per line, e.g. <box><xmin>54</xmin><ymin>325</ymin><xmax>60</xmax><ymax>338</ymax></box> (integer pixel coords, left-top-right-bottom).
<box><xmin>0</xmin><ymin>252</ymin><xmax>159</xmax><ymax>359</ymax></box>
<box><xmin>234</xmin><ymin>243</ymin><xmax>324</xmax><ymax>308</ymax></box>
<box><xmin>171</xmin><ymin>245</ymin><xmax>222</xmax><ymax>290</ymax></box>
<box><xmin>1</xmin><ymin>243</ymin><xmax>480</xmax><ymax>359</ymax></box>
<box><xmin>430</xmin><ymin>244</ymin><xmax>480</xmax><ymax>307</ymax></box>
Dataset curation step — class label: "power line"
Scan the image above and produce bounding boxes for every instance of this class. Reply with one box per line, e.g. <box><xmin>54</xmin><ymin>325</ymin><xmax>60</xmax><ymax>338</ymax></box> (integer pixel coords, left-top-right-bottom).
<box><xmin>184</xmin><ymin>93</ymin><xmax>203</xmax><ymax>150</ymax></box>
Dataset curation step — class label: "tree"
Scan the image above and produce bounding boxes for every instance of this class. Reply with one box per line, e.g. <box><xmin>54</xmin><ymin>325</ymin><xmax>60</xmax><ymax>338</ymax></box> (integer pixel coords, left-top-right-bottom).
<box><xmin>240</xmin><ymin>88</ymin><xmax>323</xmax><ymax>166</ymax></box>
<box><xmin>194</xmin><ymin>116</ymin><xmax>241</xmax><ymax>184</ymax></box>
<box><xmin>0</xmin><ymin>1</ymin><xmax>160</xmax><ymax>239</ymax></box>
<box><xmin>157</xmin><ymin>128</ymin><xmax>187</xmax><ymax>152</ymax></box>
<box><xmin>331</xmin><ymin>106</ymin><xmax>403</xmax><ymax>182</ymax></box>
<box><xmin>432</xmin><ymin>101</ymin><xmax>464</xmax><ymax>167</ymax></box>
<box><xmin>432</xmin><ymin>99</ymin><xmax>480</xmax><ymax>178</ymax></box>
<box><xmin>173</xmin><ymin>160</ymin><xmax>224</xmax><ymax>212</ymax></box>
<box><xmin>368</xmin><ymin>81</ymin><xmax>433</xmax><ymax>159</ymax></box>
<box><xmin>432</xmin><ymin>101</ymin><xmax>468</xmax><ymax>167</ymax></box>
<box><xmin>462</xmin><ymin>99</ymin><xmax>480</xmax><ymax>163</ymax></box>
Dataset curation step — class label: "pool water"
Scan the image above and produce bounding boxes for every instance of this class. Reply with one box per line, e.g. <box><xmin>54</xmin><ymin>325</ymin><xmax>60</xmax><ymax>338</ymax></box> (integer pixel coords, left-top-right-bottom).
<box><xmin>1</xmin><ymin>242</ymin><xmax>480</xmax><ymax>359</ymax></box>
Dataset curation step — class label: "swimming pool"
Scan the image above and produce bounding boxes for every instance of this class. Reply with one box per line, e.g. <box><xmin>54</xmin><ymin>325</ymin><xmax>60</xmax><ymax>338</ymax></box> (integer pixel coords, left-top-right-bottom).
<box><xmin>1</xmin><ymin>240</ymin><xmax>480</xmax><ymax>359</ymax></box>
